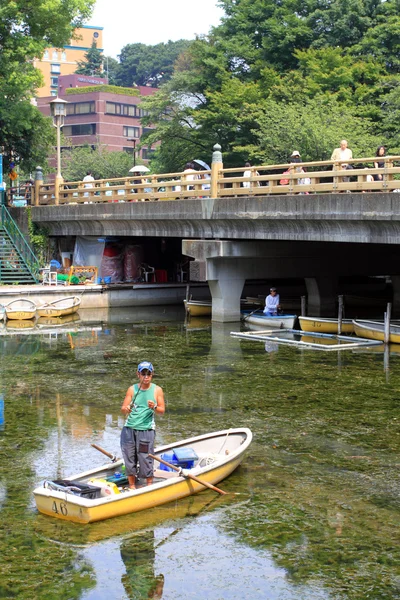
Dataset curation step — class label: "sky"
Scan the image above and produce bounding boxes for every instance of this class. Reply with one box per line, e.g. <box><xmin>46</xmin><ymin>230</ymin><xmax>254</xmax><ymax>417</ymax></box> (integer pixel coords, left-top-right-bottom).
<box><xmin>88</xmin><ymin>0</ymin><xmax>225</xmax><ymax>58</ymax></box>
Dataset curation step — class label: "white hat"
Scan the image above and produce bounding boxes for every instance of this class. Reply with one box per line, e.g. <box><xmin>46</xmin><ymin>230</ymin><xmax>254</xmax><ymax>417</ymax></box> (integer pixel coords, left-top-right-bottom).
<box><xmin>291</xmin><ymin>150</ymin><xmax>300</xmax><ymax>157</ymax></box>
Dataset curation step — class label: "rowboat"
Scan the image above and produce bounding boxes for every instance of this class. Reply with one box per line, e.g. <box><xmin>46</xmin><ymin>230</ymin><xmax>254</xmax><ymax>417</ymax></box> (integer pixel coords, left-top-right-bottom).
<box><xmin>352</xmin><ymin>320</ymin><xmax>400</xmax><ymax>344</ymax></box>
<box><xmin>4</xmin><ymin>298</ymin><xmax>37</xmax><ymax>320</ymax></box>
<box><xmin>37</xmin><ymin>296</ymin><xmax>81</xmax><ymax>318</ymax></box>
<box><xmin>241</xmin><ymin>310</ymin><xmax>297</xmax><ymax>329</ymax></box>
<box><xmin>299</xmin><ymin>316</ymin><xmax>353</xmax><ymax>334</ymax></box>
<box><xmin>0</xmin><ymin>305</ymin><xmax>5</xmax><ymax>321</ymax></box>
<box><xmin>33</xmin><ymin>428</ymin><xmax>252</xmax><ymax>524</ymax></box>
<box><xmin>184</xmin><ymin>299</ymin><xmax>212</xmax><ymax>317</ymax></box>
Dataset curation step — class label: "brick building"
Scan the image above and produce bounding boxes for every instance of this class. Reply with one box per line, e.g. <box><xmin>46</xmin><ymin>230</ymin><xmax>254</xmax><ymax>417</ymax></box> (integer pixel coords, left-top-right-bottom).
<box><xmin>37</xmin><ymin>75</ymin><xmax>157</xmax><ymax>160</ymax></box>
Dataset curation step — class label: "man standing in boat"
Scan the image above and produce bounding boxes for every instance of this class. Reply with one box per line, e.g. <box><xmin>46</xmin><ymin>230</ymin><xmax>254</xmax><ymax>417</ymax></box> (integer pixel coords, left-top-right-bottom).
<box><xmin>263</xmin><ymin>287</ymin><xmax>281</xmax><ymax>316</ymax></box>
<box><xmin>121</xmin><ymin>361</ymin><xmax>165</xmax><ymax>489</ymax></box>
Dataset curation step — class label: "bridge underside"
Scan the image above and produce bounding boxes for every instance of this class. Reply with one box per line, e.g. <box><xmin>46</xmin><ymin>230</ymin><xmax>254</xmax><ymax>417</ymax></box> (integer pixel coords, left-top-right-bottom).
<box><xmin>183</xmin><ymin>240</ymin><xmax>400</xmax><ymax>321</ymax></box>
<box><xmin>31</xmin><ymin>194</ymin><xmax>400</xmax><ymax>321</ymax></box>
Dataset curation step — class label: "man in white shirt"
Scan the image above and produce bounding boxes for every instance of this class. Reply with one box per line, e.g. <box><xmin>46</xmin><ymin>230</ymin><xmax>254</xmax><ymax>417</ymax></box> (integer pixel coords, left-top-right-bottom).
<box><xmin>331</xmin><ymin>140</ymin><xmax>353</xmax><ymax>186</ymax></box>
<box><xmin>263</xmin><ymin>287</ymin><xmax>281</xmax><ymax>316</ymax></box>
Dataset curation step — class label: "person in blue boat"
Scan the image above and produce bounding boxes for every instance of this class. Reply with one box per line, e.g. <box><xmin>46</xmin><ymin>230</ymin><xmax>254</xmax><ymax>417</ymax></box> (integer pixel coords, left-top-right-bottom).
<box><xmin>263</xmin><ymin>287</ymin><xmax>281</xmax><ymax>316</ymax></box>
<box><xmin>121</xmin><ymin>361</ymin><xmax>165</xmax><ymax>489</ymax></box>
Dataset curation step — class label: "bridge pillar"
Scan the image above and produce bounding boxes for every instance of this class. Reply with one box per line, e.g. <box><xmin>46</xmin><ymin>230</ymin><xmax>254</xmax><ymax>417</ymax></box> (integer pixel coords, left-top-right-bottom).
<box><xmin>305</xmin><ymin>277</ymin><xmax>338</xmax><ymax>316</ymax></box>
<box><xmin>209</xmin><ymin>269</ymin><xmax>246</xmax><ymax>322</ymax></box>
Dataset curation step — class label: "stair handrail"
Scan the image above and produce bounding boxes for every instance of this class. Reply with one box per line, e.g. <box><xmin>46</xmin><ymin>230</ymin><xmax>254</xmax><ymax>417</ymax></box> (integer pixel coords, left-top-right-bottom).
<box><xmin>1</xmin><ymin>205</ymin><xmax>40</xmax><ymax>282</ymax></box>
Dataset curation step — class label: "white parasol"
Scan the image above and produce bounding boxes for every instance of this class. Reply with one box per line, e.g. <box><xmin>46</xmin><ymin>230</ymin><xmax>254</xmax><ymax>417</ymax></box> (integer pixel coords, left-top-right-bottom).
<box><xmin>129</xmin><ymin>165</ymin><xmax>150</xmax><ymax>173</ymax></box>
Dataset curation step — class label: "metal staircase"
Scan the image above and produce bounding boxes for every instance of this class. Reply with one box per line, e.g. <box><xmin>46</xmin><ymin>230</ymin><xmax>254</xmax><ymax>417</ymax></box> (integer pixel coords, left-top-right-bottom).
<box><xmin>0</xmin><ymin>206</ymin><xmax>40</xmax><ymax>284</ymax></box>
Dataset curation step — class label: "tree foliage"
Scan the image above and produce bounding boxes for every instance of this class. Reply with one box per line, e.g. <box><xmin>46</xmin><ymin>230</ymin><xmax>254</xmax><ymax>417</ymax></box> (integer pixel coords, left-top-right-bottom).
<box><xmin>114</xmin><ymin>40</ymin><xmax>192</xmax><ymax>88</ymax></box>
<box><xmin>140</xmin><ymin>0</ymin><xmax>400</xmax><ymax>172</ymax></box>
<box><xmin>75</xmin><ymin>40</ymin><xmax>103</xmax><ymax>76</ymax></box>
<box><xmin>62</xmin><ymin>144</ymin><xmax>134</xmax><ymax>181</ymax></box>
<box><xmin>0</xmin><ymin>0</ymin><xmax>95</xmax><ymax>171</ymax></box>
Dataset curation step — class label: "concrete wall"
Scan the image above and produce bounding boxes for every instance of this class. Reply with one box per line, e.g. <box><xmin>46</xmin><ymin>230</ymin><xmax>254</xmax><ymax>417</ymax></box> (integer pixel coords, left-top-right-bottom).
<box><xmin>32</xmin><ymin>193</ymin><xmax>400</xmax><ymax>244</ymax></box>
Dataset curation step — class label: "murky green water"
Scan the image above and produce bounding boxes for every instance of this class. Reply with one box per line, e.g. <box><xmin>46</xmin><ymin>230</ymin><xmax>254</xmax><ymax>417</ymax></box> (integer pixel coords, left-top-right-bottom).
<box><xmin>0</xmin><ymin>308</ymin><xmax>399</xmax><ymax>599</ymax></box>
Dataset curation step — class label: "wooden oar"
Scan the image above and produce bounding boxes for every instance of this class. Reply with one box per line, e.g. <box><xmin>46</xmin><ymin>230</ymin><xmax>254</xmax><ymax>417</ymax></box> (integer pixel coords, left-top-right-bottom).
<box><xmin>149</xmin><ymin>453</ymin><xmax>227</xmax><ymax>495</ymax></box>
<box><xmin>242</xmin><ymin>307</ymin><xmax>262</xmax><ymax>321</ymax></box>
<box><xmin>91</xmin><ymin>443</ymin><xmax>118</xmax><ymax>462</ymax></box>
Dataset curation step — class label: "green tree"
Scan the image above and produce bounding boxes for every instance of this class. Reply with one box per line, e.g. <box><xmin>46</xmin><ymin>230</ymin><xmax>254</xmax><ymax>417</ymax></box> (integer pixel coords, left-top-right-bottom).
<box><xmin>0</xmin><ymin>0</ymin><xmax>95</xmax><ymax>171</ymax></box>
<box><xmin>62</xmin><ymin>143</ymin><xmax>135</xmax><ymax>181</ymax></box>
<box><xmin>115</xmin><ymin>40</ymin><xmax>192</xmax><ymax>88</ymax></box>
<box><xmin>75</xmin><ymin>40</ymin><xmax>103</xmax><ymax>76</ymax></box>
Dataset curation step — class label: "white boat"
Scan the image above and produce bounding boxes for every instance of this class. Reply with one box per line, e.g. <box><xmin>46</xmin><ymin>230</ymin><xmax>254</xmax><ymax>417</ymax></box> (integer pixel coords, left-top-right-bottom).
<box><xmin>33</xmin><ymin>428</ymin><xmax>252</xmax><ymax>524</ymax></box>
<box><xmin>352</xmin><ymin>319</ymin><xmax>400</xmax><ymax>344</ymax></box>
<box><xmin>37</xmin><ymin>296</ymin><xmax>81</xmax><ymax>318</ymax></box>
<box><xmin>5</xmin><ymin>298</ymin><xmax>37</xmax><ymax>320</ymax></box>
<box><xmin>0</xmin><ymin>305</ymin><xmax>5</xmax><ymax>321</ymax></box>
<box><xmin>241</xmin><ymin>310</ymin><xmax>297</xmax><ymax>329</ymax></box>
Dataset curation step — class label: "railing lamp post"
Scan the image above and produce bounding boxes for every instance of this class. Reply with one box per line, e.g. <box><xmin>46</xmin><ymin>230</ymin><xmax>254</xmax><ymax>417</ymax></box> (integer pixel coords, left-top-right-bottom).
<box><xmin>127</xmin><ymin>138</ymin><xmax>137</xmax><ymax>168</ymax></box>
<box><xmin>49</xmin><ymin>96</ymin><xmax>68</xmax><ymax>205</ymax></box>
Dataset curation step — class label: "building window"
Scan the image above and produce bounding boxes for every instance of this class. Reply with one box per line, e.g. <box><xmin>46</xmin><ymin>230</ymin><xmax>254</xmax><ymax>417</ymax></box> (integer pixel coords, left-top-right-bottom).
<box><xmin>63</xmin><ymin>124</ymin><xmax>96</xmax><ymax>136</ymax></box>
<box><xmin>106</xmin><ymin>102</ymin><xmax>137</xmax><ymax>117</ymax></box>
<box><xmin>52</xmin><ymin>51</ymin><xmax>58</xmax><ymax>60</ymax></box>
<box><xmin>51</xmin><ymin>77</ymin><xmax>59</xmax><ymax>87</ymax></box>
<box><xmin>50</xmin><ymin>90</ymin><xmax>57</xmax><ymax>97</ymax></box>
<box><xmin>66</xmin><ymin>102</ymin><xmax>95</xmax><ymax>115</ymax></box>
<box><xmin>51</xmin><ymin>63</ymin><xmax>61</xmax><ymax>74</ymax></box>
<box><xmin>61</xmin><ymin>51</ymin><xmax>66</xmax><ymax>61</ymax></box>
<box><xmin>93</xmin><ymin>32</ymin><xmax>99</xmax><ymax>39</ymax></box>
<box><xmin>123</xmin><ymin>126</ymin><xmax>140</xmax><ymax>138</ymax></box>
<box><xmin>142</xmin><ymin>147</ymin><xmax>156</xmax><ymax>160</ymax></box>
<box><xmin>43</xmin><ymin>50</ymin><xmax>49</xmax><ymax>59</ymax></box>
<box><xmin>139</xmin><ymin>108</ymin><xmax>149</xmax><ymax>117</ymax></box>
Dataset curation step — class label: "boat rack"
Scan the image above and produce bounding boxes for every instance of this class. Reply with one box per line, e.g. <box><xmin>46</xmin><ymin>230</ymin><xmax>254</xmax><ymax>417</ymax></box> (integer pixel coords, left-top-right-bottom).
<box><xmin>230</xmin><ymin>329</ymin><xmax>384</xmax><ymax>351</ymax></box>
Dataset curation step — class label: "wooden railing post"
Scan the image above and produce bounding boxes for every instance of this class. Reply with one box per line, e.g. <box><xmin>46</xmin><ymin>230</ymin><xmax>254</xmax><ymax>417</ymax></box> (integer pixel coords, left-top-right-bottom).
<box><xmin>211</xmin><ymin>144</ymin><xmax>223</xmax><ymax>199</ymax></box>
<box><xmin>34</xmin><ymin>166</ymin><xmax>43</xmax><ymax>206</ymax></box>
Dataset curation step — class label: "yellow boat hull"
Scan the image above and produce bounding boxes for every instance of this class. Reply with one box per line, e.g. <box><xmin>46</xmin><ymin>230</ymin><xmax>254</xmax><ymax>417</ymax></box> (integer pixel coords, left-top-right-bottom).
<box><xmin>299</xmin><ymin>316</ymin><xmax>353</xmax><ymax>334</ymax></box>
<box><xmin>6</xmin><ymin>310</ymin><xmax>36</xmax><ymax>320</ymax></box>
<box><xmin>184</xmin><ymin>301</ymin><xmax>212</xmax><ymax>317</ymax></box>
<box><xmin>33</xmin><ymin>428</ymin><xmax>251</xmax><ymax>524</ymax></box>
<box><xmin>353</xmin><ymin>321</ymin><xmax>400</xmax><ymax>344</ymax></box>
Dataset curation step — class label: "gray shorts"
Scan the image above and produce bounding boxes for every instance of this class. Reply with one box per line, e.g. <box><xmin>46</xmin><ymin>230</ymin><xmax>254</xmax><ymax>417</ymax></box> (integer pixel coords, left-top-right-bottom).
<box><xmin>120</xmin><ymin>427</ymin><xmax>155</xmax><ymax>479</ymax></box>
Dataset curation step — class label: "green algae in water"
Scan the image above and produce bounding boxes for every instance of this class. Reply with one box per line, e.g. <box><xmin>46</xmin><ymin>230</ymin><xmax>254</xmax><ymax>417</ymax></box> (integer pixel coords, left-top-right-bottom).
<box><xmin>0</xmin><ymin>321</ymin><xmax>399</xmax><ymax>599</ymax></box>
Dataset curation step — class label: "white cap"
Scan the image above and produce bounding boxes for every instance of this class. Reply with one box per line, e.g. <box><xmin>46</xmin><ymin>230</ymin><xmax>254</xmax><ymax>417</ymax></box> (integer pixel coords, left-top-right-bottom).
<box><xmin>291</xmin><ymin>150</ymin><xmax>300</xmax><ymax>157</ymax></box>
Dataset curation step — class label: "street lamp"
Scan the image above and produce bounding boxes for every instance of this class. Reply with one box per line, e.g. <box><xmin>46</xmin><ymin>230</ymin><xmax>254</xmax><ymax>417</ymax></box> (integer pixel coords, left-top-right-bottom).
<box><xmin>49</xmin><ymin>96</ymin><xmax>68</xmax><ymax>205</ymax></box>
<box><xmin>127</xmin><ymin>138</ymin><xmax>137</xmax><ymax>167</ymax></box>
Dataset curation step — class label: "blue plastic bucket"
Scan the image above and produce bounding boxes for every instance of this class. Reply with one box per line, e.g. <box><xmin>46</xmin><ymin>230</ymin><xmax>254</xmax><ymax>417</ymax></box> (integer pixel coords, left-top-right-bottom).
<box><xmin>96</xmin><ymin>277</ymin><xmax>103</xmax><ymax>284</ymax></box>
<box><xmin>104</xmin><ymin>276</ymin><xmax>112</xmax><ymax>284</ymax></box>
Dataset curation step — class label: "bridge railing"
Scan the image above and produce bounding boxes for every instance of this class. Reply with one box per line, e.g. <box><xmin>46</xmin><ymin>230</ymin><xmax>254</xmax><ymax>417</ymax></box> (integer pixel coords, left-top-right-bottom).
<box><xmin>34</xmin><ymin>152</ymin><xmax>400</xmax><ymax>205</ymax></box>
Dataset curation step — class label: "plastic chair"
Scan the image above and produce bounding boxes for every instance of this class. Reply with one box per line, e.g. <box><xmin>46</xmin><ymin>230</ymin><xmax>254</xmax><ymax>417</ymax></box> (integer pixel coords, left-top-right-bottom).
<box><xmin>139</xmin><ymin>263</ymin><xmax>156</xmax><ymax>282</ymax></box>
<box><xmin>40</xmin><ymin>265</ymin><xmax>58</xmax><ymax>285</ymax></box>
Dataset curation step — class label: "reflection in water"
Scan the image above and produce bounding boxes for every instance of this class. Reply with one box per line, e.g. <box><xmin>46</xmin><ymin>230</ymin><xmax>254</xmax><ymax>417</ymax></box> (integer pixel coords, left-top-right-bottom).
<box><xmin>1</xmin><ymin>307</ymin><xmax>400</xmax><ymax>599</ymax></box>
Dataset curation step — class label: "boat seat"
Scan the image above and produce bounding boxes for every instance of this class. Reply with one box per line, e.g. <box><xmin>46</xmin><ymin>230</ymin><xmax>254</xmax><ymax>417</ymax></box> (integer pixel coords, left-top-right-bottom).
<box><xmin>153</xmin><ymin>468</ymin><xmax>179</xmax><ymax>479</ymax></box>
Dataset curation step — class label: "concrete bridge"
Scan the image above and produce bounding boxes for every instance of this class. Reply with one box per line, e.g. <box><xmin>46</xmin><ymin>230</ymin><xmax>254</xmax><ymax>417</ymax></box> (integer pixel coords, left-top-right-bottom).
<box><xmin>32</xmin><ymin>192</ymin><xmax>400</xmax><ymax>321</ymax></box>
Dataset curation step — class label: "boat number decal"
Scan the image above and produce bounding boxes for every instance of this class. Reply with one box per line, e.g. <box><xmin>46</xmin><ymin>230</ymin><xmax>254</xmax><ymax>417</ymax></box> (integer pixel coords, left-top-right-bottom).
<box><xmin>52</xmin><ymin>501</ymin><xmax>68</xmax><ymax>516</ymax></box>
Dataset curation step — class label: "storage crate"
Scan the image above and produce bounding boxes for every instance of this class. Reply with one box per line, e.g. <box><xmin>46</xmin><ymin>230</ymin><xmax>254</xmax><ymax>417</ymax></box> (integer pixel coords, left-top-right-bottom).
<box><xmin>51</xmin><ymin>479</ymin><xmax>102</xmax><ymax>499</ymax></box>
<box><xmin>159</xmin><ymin>447</ymin><xmax>198</xmax><ymax>471</ymax></box>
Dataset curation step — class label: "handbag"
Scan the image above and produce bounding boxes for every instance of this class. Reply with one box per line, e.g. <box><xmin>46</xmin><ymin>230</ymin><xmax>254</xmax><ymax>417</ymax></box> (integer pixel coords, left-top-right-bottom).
<box><xmin>280</xmin><ymin>170</ymin><xmax>290</xmax><ymax>186</ymax></box>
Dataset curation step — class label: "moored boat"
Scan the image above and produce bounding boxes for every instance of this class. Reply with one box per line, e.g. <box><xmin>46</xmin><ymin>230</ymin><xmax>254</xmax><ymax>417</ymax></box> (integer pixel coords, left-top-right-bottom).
<box><xmin>299</xmin><ymin>316</ymin><xmax>353</xmax><ymax>334</ymax></box>
<box><xmin>33</xmin><ymin>428</ymin><xmax>252</xmax><ymax>524</ymax></box>
<box><xmin>0</xmin><ymin>305</ymin><xmax>5</xmax><ymax>321</ymax></box>
<box><xmin>241</xmin><ymin>310</ymin><xmax>297</xmax><ymax>329</ymax></box>
<box><xmin>37</xmin><ymin>296</ymin><xmax>81</xmax><ymax>318</ymax></box>
<box><xmin>184</xmin><ymin>299</ymin><xmax>212</xmax><ymax>317</ymax></box>
<box><xmin>352</xmin><ymin>320</ymin><xmax>400</xmax><ymax>344</ymax></box>
<box><xmin>5</xmin><ymin>298</ymin><xmax>37</xmax><ymax>320</ymax></box>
